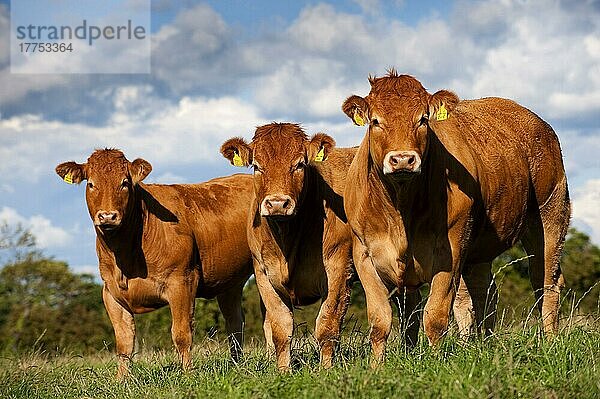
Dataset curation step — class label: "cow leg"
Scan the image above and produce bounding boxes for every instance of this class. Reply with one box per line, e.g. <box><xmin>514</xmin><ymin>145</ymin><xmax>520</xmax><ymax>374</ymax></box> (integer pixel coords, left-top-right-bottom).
<box><xmin>467</xmin><ymin>263</ymin><xmax>497</xmax><ymax>336</ymax></box>
<box><xmin>260</xmin><ymin>297</ymin><xmax>275</xmax><ymax>355</ymax></box>
<box><xmin>453</xmin><ymin>276</ymin><xmax>475</xmax><ymax>339</ymax></box>
<box><xmin>216</xmin><ymin>283</ymin><xmax>245</xmax><ymax>362</ymax></box>
<box><xmin>395</xmin><ymin>288</ymin><xmax>422</xmax><ymax>348</ymax></box>
<box><xmin>255</xmin><ymin>264</ymin><xmax>294</xmax><ymax>371</ymax></box>
<box><xmin>354</xmin><ymin>239</ymin><xmax>392</xmax><ymax>366</ymax></box>
<box><xmin>168</xmin><ymin>289</ymin><xmax>195</xmax><ymax>371</ymax></box>
<box><xmin>424</xmin><ymin>268</ymin><xmax>458</xmax><ymax>346</ymax></box>
<box><xmin>102</xmin><ymin>285</ymin><xmax>135</xmax><ymax>380</ymax></box>
<box><xmin>315</xmin><ymin>252</ymin><xmax>352</xmax><ymax>368</ymax></box>
<box><xmin>454</xmin><ymin>263</ymin><xmax>497</xmax><ymax>338</ymax></box>
<box><xmin>522</xmin><ymin>184</ymin><xmax>569</xmax><ymax>335</ymax></box>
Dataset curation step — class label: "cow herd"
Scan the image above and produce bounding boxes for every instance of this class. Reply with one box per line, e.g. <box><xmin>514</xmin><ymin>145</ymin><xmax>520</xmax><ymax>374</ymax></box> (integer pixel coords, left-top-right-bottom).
<box><xmin>56</xmin><ymin>72</ymin><xmax>570</xmax><ymax>378</ymax></box>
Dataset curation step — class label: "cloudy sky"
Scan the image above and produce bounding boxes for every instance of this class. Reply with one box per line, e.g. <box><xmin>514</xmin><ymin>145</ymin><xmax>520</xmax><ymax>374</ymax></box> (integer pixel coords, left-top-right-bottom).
<box><xmin>0</xmin><ymin>0</ymin><xmax>599</xmax><ymax>276</ymax></box>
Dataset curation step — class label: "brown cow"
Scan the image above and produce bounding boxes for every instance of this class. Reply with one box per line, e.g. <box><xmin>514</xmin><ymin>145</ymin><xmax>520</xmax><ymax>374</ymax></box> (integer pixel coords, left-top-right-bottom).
<box><xmin>341</xmin><ymin>72</ymin><xmax>570</xmax><ymax>364</ymax></box>
<box><xmin>56</xmin><ymin>149</ymin><xmax>254</xmax><ymax>378</ymax></box>
<box><xmin>220</xmin><ymin>123</ymin><xmax>355</xmax><ymax>371</ymax></box>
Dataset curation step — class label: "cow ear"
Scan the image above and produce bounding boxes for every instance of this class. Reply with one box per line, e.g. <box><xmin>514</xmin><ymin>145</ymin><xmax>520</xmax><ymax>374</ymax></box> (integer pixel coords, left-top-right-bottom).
<box><xmin>220</xmin><ymin>137</ymin><xmax>252</xmax><ymax>167</ymax></box>
<box><xmin>342</xmin><ymin>95</ymin><xmax>370</xmax><ymax>126</ymax></box>
<box><xmin>308</xmin><ymin>133</ymin><xmax>336</xmax><ymax>164</ymax></box>
<box><xmin>429</xmin><ymin>90</ymin><xmax>459</xmax><ymax>122</ymax></box>
<box><xmin>55</xmin><ymin>161</ymin><xmax>86</xmax><ymax>184</ymax></box>
<box><xmin>130</xmin><ymin>158</ymin><xmax>152</xmax><ymax>184</ymax></box>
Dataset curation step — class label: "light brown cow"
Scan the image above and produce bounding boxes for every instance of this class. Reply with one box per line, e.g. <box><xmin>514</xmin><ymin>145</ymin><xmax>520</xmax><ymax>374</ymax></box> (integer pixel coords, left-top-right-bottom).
<box><xmin>341</xmin><ymin>72</ymin><xmax>570</xmax><ymax>364</ymax></box>
<box><xmin>56</xmin><ymin>149</ymin><xmax>254</xmax><ymax>378</ymax></box>
<box><xmin>220</xmin><ymin>123</ymin><xmax>355</xmax><ymax>371</ymax></box>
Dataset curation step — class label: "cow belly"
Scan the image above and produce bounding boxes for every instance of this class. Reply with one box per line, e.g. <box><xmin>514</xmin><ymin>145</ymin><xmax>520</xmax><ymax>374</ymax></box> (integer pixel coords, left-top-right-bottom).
<box><xmin>107</xmin><ymin>278</ymin><xmax>168</xmax><ymax>313</ymax></box>
<box><xmin>466</xmin><ymin>223</ymin><xmax>523</xmax><ymax>264</ymax></box>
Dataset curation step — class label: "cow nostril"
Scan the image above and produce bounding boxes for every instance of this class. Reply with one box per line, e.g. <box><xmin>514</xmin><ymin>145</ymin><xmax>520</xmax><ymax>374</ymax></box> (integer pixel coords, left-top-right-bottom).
<box><xmin>282</xmin><ymin>199</ymin><xmax>290</xmax><ymax>209</ymax></box>
<box><xmin>389</xmin><ymin>156</ymin><xmax>399</xmax><ymax>166</ymax></box>
<box><xmin>108</xmin><ymin>213</ymin><xmax>116</xmax><ymax>221</ymax></box>
<box><xmin>265</xmin><ymin>200</ymin><xmax>272</xmax><ymax>209</ymax></box>
<box><xmin>407</xmin><ymin>156</ymin><xmax>415</xmax><ymax>166</ymax></box>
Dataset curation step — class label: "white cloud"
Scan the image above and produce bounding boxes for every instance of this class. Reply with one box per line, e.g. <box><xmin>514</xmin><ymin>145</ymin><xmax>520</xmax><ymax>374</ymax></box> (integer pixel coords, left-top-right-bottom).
<box><xmin>572</xmin><ymin>179</ymin><xmax>600</xmax><ymax>244</ymax></box>
<box><xmin>0</xmin><ymin>206</ymin><xmax>72</xmax><ymax>249</ymax></box>
<box><xmin>147</xmin><ymin>172</ymin><xmax>187</xmax><ymax>184</ymax></box>
<box><xmin>0</xmin><ymin>90</ymin><xmax>266</xmax><ymax>183</ymax></box>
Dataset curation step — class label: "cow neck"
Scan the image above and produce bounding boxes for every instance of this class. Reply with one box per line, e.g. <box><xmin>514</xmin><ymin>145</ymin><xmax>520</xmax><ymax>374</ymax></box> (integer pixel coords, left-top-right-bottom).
<box><xmin>97</xmin><ymin>185</ymin><xmax>146</xmax><ymax>278</ymax></box>
<box><xmin>364</xmin><ymin>137</ymin><xmax>424</xmax><ymax>232</ymax></box>
<box><xmin>264</xmin><ymin>166</ymin><xmax>319</xmax><ymax>261</ymax></box>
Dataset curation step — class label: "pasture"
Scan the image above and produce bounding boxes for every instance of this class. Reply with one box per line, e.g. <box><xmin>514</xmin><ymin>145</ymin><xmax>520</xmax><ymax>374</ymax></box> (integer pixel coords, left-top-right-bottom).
<box><xmin>2</xmin><ymin>316</ymin><xmax>599</xmax><ymax>399</ymax></box>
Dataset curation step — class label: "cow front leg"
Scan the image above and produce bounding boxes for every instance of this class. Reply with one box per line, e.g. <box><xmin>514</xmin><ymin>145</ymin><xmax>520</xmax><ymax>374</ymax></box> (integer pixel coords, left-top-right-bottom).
<box><xmin>424</xmin><ymin>269</ymin><xmax>458</xmax><ymax>346</ymax></box>
<box><xmin>353</xmin><ymin>239</ymin><xmax>393</xmax><ymax>367</ymax></box>
<box><xmin>255</xmin><ymin>263</ymin><xmax>293</xmax><ymax>372</ymax></box>
<box><xmin>168</xmin><ymin>288</ymin><xmax>195</xmax><ymax>372</ymax></box>
<box><xmin>260</xmin><ymin>297</ymin><xmax>275</xmax><ymax>355</ymax></box>
<box><xmin>216</xmin><ymin>283</ymin><xmax>245</xmax><ymax>362</ymax></box>
<box><xmin>315</xmin><ymin>250</ymin><xmax>353</xmax><ymax>368</ymax></box>
<box><xmin>102</xmin><ymin>285</ymin><xmax>135</xmax><ymax>380</ymax></box>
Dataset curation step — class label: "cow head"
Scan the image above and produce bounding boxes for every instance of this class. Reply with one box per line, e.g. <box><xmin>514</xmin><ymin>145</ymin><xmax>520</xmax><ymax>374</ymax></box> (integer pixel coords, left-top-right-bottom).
<box><xmin>221</xmin><ymin>123</ymin><xmax>334</xmax><ymax>219</ymax></box>
<box><xmin>342</xmin><ymin>71</ymin><xmax>459</xmax><ymax>180</ymax></box>
<box><xmin>56</xmin><ymin>149</ymin><xmax>152</xmax><ymax>234</ymax></box>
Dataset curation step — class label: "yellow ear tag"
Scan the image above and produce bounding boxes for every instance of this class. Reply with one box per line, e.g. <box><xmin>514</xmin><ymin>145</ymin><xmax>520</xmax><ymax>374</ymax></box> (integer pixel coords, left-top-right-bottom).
<box><xmin>314</xmin><ymin>146</ymin><xmax>325</xmax><ymax>162</ymax></box>
<box><xmin>436</xmin><ymin>104</ymin><xmax>448</xmax><ymax>121</ymax></box>
<box><xmin>63</xmin><ymin>172</ymin><xmax>74</xmax><ymax>184</ymax></box>
<box><xmin>232</xmin><ymin>151</ymin><xmax>244</xmax><ymax>167</ymax></box>
<box><xmin>353</xmin><ymin>111</ymin><xmax>365</xmax><ymax>126</ymax></box>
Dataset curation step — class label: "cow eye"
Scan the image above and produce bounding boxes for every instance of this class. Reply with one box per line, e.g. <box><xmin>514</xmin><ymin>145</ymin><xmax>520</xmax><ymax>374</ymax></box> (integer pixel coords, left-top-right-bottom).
<box><xmin>420</xmin><ymin>114</ymin><xmax>429</xmax><ymax>125</ymax></box>
<box><xmin>120</xmin><ymin>180</ymin><xmax>130</xmax><ymax>190</ymax></box>
<box><xmin>370</xmin><ymin>118</ymin><xmax>380</xmax><ymax>127</ymax></box>
<box><xmin>294</xmin><ymin>161</ymin><xmax>306</xmax><ymax>171</ymax></box>
<box><xmin>252</xmin><ymin>164</ymin><xmax>262</xmax><ymax>174</ymax></box>
<box><xmin>87</xmin><ymin>182</ymin><xmax>94</xmax><ymax>189</ymax></box>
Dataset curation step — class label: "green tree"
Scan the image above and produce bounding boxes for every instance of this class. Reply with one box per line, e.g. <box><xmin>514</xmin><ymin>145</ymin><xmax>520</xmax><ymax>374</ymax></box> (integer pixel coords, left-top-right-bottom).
<box><xmin>492</xmin><ymin>227</ymin><xmax>600</xmax><ymax>322</ymax></box>
<box><xmin>0</xmin><ymin>257</ymin><xmax>112</xmax><ymax>353</ymax></box>
<box><xmin>0</xmin><ymin>222</ymin><xmax>39</xmax><ymax>264</ymax></box>
<box><xmin>560</xmin><ymin>228</ymin><xmax>600</xmax><ymax>313</ymax></box>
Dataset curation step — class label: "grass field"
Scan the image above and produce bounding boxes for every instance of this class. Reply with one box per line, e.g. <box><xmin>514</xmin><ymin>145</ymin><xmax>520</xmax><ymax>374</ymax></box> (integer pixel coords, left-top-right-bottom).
<box><xmin>2</xmin><ymin>320</ymin><xmax>599</xmax><ymax>399</ymax></box>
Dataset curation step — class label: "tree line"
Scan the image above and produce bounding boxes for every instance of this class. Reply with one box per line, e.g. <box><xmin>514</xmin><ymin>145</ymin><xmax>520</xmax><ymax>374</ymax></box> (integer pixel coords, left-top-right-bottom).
<box><xmin>0</xmin><ymin>222</ymin><xmax>598</xmax><ymax>354</ymax></box>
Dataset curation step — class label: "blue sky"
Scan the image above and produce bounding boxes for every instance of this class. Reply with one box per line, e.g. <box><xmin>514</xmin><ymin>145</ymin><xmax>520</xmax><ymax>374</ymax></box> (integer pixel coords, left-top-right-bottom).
<box><xmin>0</xmin><ymin>0</ymin><xmax>599</xmax><ymax>277</ymax></box>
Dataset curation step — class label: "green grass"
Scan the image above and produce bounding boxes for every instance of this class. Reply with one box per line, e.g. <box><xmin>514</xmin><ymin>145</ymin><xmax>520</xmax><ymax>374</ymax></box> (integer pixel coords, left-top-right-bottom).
<box><xmin>1</xmin><ymin>324</ymin><xmax>599</xmax><ymax>399</ymax></box>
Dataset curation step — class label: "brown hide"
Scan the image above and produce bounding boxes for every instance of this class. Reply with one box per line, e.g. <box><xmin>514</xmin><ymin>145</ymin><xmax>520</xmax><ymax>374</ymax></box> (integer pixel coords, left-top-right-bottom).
<box><xmin>221</xmin><ymin>123</ymin><xmax>355</xmax><ymax>370</ymax></box>
<box><xmin>56</xmin><ymin>149</ymin><xmax>253</xmax><ymax>378</ymax></box>
<box><xmin>342</xmin><ymin>72</ymin><xmax>570</xmax><ymax>363</ymax></box>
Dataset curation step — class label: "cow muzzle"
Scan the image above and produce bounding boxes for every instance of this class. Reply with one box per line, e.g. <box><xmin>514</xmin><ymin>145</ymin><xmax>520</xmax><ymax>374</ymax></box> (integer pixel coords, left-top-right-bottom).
<box><xmin>383</xmin><ymin>150</ymin><xmax>422</xmax><ymax>177</ymax></box>
<box><xmin>94</xmin><ymin>210</ymin><xmax>122</xmax><ymax>231</ymax></box>
<box><xmin>260</xmin><ymin>194</ymin><xmax>296</xmax><ymax>218</ymax></box>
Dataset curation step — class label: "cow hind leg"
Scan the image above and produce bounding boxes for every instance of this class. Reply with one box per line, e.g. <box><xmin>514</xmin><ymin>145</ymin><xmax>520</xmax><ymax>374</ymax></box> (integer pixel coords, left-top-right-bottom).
<box><xmin>522</xmin><ymin>183</ymin><xmax>569</xmax><ymax>335</ymax></box>
<box><xmin>395</xmin><ymin>288</ymin><xmax>422</xmax><ymax>348</ymax></box>
<box><xmin>453</xmin><ymin>276</ymin><xmax>475</xmax><ymax>339</ymax></box>
<box><xmin>102</xmin><ymin>285</ymin><xmax>136</xmax><ymax>380</ymax></box>
<box><xmin>454</xmin><ymin>263</ymin><xmax>497</xmax><ymax>338</ymax></box>
<box><xmin>216</xmin><ymin>284</ymin><xmax>245</xmax><ymax>362</ymax></box>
